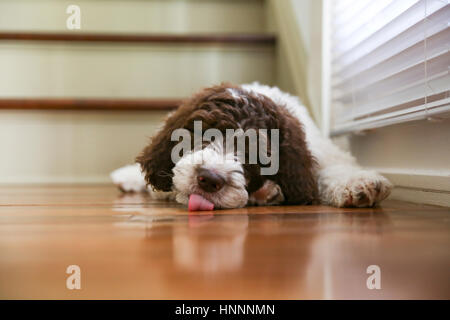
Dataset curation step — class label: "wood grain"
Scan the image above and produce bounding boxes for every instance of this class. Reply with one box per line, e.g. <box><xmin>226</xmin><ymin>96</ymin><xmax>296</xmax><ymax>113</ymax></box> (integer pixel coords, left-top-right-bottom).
<box><xmin>0</xmin><ymin>185</ymin><xmax>448</xmax><ymax>299</ymax></box>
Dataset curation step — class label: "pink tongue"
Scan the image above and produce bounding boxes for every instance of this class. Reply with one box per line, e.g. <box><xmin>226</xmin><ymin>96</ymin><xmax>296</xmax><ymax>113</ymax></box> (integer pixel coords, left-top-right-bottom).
<box><xmin>188</xmin><ymin>194</ymin><xmax>214</xmax><ymax>211</ymax></box>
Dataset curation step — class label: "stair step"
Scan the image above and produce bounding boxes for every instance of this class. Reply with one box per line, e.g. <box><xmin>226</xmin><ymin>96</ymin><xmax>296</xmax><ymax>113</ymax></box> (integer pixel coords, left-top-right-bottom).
<box><xmin>0</xmin><ymin>109</ymin><xmax>169</xmax><ymax>184</ymax></box>
<box><xmin>0</xmin><ymin>32</ymin><xmax>276</xmax><ymax>45</ymax></box>
<box><xmin>0</xmin><ymin>40</ymin><xmax>275</xmax><ymax>98</ymax></box>
<box><xmin>0</xmin><ymin>0</ymin><xmax>266</xmax><ymax>34</ymax></box>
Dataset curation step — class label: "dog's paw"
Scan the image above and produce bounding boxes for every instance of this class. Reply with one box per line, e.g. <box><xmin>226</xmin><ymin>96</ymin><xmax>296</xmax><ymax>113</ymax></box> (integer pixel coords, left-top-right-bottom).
<box><xmin>248</xmin><ymin>180</ymin><xmax>285</xmax><ymax>206</ymax></box>
<box><xmin>110</xmin><ymin>163</ymin><xmax>147</xmax><ymax>193</ymax></box>
<box><xmin>323</xmin><ymin>170</ymin><xmax>392</xmax><ymax>208</ymax></box>
<box><xmin>148</xmin><ymin>188</ymin><xmax>176</xmax><ymax>201</ymax></box>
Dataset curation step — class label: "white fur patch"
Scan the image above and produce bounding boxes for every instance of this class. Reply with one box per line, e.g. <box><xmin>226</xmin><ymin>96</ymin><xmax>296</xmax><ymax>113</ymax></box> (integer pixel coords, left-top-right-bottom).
<box><xmin>226</xmin><ymin>87</ymin><xmax>241</xmax><ymax>100</ymax></box>
<box><xmin>172</xmin><ymin>145</ymin><xmax>248</xmax><ymax>209</ymax></box>
<box><xmin>110</xmin><ymin>163</ymin><xmax>147</xmax><ymax>192</ymax></box>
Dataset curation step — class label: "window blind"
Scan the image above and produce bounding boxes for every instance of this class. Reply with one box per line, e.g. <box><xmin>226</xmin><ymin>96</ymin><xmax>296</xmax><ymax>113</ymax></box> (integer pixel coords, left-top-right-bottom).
<box><xmin>330</xmin><ymin>0</ymin><xmax>450</xmax><ymax>135</ymax></box>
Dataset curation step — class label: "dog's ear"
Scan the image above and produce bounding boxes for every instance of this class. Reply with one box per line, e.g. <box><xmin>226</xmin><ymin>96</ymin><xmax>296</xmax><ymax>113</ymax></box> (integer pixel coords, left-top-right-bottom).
<box><xmin>136</xmin><ymin>125</ymin><xmax>177</xmax><ymax>192</ymax></box>
<box><xmin>135</xmin><ymin>89</ymin><xmax>215</xmax><ymax>192</ymax></box>
<box><xmin>136</xmin><ymin>106</ymin><xmax>196</xmax><ymax>192</ymax></box>
<box><xmin>274</xmin><ymin>112</ymin><xmax>319</xmax><ymax>205</ymax></box>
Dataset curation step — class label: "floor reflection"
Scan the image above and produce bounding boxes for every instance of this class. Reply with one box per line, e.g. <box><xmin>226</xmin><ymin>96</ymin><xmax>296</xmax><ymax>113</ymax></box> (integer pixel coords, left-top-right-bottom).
<box><xmin>173</xmin><ymin>214</ymin><xmax>248</xmax><ymax>273</ymax></box>
<box><xmin>139</xmin><ymin>213</ymin><xmax>321</xmax><ymax>298</ymax></box>
<box><xmin>116</xmin><ymin>205</ymin><xmax>448</xmax><ymax>299</ymax></box>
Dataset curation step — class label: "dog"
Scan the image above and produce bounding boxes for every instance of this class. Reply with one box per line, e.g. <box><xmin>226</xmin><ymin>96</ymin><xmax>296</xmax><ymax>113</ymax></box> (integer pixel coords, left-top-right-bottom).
<box><xmin>111</xmin><ymin>83</ymin><xmax>392</xmax><ymax>209</ymax></box>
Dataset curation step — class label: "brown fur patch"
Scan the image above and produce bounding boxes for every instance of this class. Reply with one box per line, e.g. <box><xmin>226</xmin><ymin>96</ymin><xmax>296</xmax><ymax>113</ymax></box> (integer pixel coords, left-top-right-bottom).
<box><xmin>136</xmin><ymin>83</ymin><xmax>318</xmax><ymax>205</ymax></box>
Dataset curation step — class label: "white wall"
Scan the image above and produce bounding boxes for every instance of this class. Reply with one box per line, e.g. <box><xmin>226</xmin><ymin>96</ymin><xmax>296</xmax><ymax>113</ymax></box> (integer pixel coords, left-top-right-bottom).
<box><xmin>345</xmin><ymin>120</ymin><xmax>450</xmax><ymax>207</ymax></box>
<box><xmin>0</xmin><ymin>110</ymin><xmax>167</xmax><ymax>184</ymax></box>
<box><xmin>266</xmin><ymin>0</ymin><xmax>324</xmax><ymax>127</ymax></box>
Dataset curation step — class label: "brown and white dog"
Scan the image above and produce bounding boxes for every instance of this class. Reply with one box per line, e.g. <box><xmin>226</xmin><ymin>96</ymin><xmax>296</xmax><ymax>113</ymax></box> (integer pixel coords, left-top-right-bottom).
<box><xmin>111</xmin><ymin>83</ymin><xmax>392</xmax><ymax>209</ymax></box>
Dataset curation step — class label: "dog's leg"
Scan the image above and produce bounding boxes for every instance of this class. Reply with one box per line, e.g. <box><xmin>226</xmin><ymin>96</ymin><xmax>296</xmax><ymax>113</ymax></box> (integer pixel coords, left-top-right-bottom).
<box><xmin>110</xmin><ymin>163</ymin><xmax>147</xmax><ymax>192</ymax></box>
<box><xmin>304</xmin><ymin>120</ymin><xmax>392</xmax><ymax>207</ymax></box>
<box><xmin>110</xmin><ymin>163</ymin><xmax>176</xmax><ymax>200</ymax></box>
<box><xmin>248</xmin><ymin>180</ymin><xmax>285</xmax><ymax>206</ymax></box>
<box><xmin>246</xmin><ymin>83</ymin><xmax>393</xmax><ymax>207</ymax></box>
<box><xmin>317</xmin><ymin>162</ymin><xmax>393</xmax><ymax>207</ymax></box>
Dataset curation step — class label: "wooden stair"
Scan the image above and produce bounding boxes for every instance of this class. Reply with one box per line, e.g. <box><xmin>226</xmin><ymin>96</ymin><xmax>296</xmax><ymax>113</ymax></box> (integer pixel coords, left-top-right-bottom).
<box><xmin>0</xmin><ymin>98</ymin><xmax>182</xmax><ymax>111</ymax></box>
<box><xmin>0</xmin><ymin>0</ymin><xmax>276</xmax><ymax>184</ymax></box>
<box><xmin>0</xmin><ymin>32</ymin><xmax>276</xmax><ymax>110</ymax></box>
<box><xmin>0</xmin><ymin>32</ymin><xmax>276</xmax><ymax>45</ymax></box>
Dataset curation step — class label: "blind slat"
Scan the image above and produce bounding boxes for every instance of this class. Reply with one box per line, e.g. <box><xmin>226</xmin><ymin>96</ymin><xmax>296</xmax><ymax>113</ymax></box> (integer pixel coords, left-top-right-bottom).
<box><xmin>330</xmin><ymin>0</ymin><xmax>450</xmax><ymax>135</ymax></box>
<box><xmin>333</xmin><ymin>97</ymin><xmax>450</xmax><ymax>135</ymax></box>
<box><xmin>333</xmin><ymin>0</ymin><xmax>373</xmax><ymax>26</ymax></box>
<box><xmin>332</xmin><ymin>8</ymin><xmax>449</xmax><ymax>86</ymax></box>
<box><xmin>333</xmin><ymin>0</ymin><xmax>396</xmax><ymax>42</ymax></box>
<box><xmin>336</xmin><ymin>73</ymin><xmax>450</xmax><ymax>123</ymax></box>
<box><xmin>332</xmin><ymin>0</ymin><xmax>419</xmax><ymax>57</ymax></box>
<box><xmin>333</xmin><ymin>0</ymin><xmax>447</xmax><ymax>71</ymax></box>
<box><xmin>334</xmin><ymin>51</ymin><xmax>449</xmax><ymax>104</ymax></box>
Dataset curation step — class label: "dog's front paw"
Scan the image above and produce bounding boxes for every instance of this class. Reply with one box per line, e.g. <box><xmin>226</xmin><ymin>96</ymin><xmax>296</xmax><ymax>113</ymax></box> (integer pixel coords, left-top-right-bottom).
<box><xmin>110</xmin><ymin>163</ymin><xmax>147</xmax><ymax>193</ymax></box>
<box><xmin>248</xmin><ymin>180</ymin><xmax>285</xmax><ymax>206</ymax></box>
<box><xmin>323</xmin><ymin>170</ymin><xmax>392</xmax><ymax>208</ymax></box>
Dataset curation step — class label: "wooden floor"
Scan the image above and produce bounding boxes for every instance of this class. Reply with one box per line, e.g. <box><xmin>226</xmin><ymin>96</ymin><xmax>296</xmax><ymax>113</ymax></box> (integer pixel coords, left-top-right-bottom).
<box><xmin>0</xmin><ymin>185</ymin><xmax>448</xmax><ymax>299</ymax></box>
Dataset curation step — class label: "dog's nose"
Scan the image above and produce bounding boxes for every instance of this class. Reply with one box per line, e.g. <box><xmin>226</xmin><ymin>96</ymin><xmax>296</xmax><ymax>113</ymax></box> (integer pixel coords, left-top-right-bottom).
<box><xmin>197</xmin><ymin>168</ymin><xmax>225</xmax><ymax>193</ymax></box>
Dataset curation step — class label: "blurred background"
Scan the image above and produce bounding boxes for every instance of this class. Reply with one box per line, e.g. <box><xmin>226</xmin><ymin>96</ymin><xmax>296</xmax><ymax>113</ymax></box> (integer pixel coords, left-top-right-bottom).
<box><xmin>0</xmin><ymin>0</ymin><xmax>448</xmax><ymax>206</ymax></box>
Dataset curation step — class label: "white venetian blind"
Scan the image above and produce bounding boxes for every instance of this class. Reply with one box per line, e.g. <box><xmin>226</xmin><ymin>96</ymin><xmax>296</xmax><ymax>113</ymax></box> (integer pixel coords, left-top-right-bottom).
<box><xmin>330</xmin><ymin>0</ymin><xmax>450</xmax><ymax>135</ymax></box>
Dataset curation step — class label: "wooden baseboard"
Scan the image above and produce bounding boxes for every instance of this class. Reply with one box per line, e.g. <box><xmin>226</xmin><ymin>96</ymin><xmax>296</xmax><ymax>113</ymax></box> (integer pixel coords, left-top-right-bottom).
<box><xmin>381</xmin><ymin>171</ymin><xmax>450</xmax><ymax>207</ymax></box>
<box><xmin>390</xmin><ymin>187</ymin><xmax>450</xmax><ymax>207</ymax></box>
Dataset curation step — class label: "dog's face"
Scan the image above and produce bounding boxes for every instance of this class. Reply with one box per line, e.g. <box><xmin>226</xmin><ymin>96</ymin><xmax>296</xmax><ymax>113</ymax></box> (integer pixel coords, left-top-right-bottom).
<box><xmin>172</xmin><ymin>144</ymin><xmax>249</xmax><ymax>208</ymax></box>
<box><xmin>136</xmin><ymin>83</ymin><xmax>318</xmax><ymax>208</ymax></box>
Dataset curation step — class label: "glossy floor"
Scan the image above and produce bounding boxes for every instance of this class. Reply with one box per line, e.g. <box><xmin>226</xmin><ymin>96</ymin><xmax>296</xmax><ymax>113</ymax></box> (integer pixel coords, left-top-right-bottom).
<box><xmin>0</xmin><ymin>186</ymin><xmax>449</xmax><ymax>299</ymax></box>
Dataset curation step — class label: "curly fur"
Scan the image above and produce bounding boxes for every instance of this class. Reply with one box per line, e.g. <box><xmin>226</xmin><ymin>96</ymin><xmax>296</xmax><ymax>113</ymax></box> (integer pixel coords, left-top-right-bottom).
<box><xmin>112</xmin><ymin>82</ymin><xmax>392</xmax><ymax>208</ymax></box>
<box><xmin>136</xmin><ymin>83</ymin><xmax>318</xmax><ymax>207</ymax></box>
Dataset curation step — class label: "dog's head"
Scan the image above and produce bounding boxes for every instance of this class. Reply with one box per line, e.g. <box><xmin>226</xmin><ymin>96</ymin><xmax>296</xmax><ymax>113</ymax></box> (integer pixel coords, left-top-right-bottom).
<box><xmin>136</xmin><ymin>83</ymin><xmax>317</xmax><ymax>208</ymax></box>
